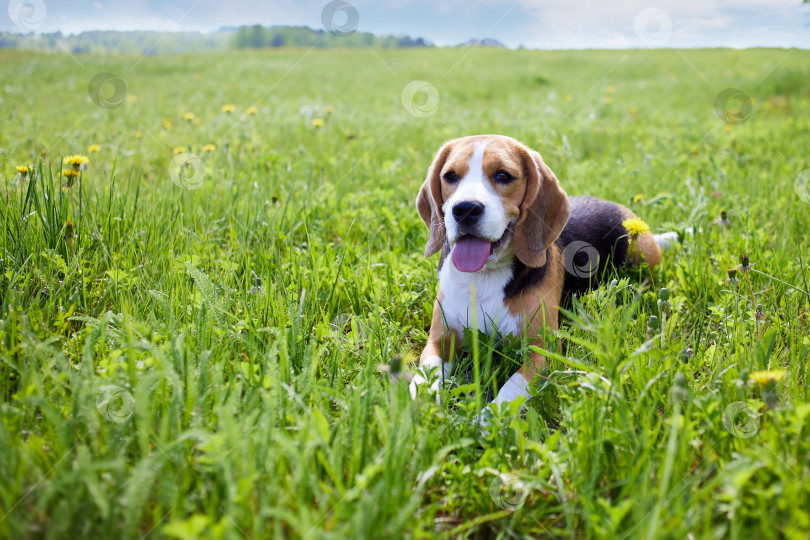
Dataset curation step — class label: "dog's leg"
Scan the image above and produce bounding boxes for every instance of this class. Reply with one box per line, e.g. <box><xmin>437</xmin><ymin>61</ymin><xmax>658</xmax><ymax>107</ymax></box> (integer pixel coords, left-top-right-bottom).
<box><xmin>476</xmin><ymin>348</ymin><xmax>544</xmax><ymax>425</ymax></box>
<box><xmin>410</xmin><ymin>299</ymin><xmax>459</xmax><ymax>400</ymax></box>
<box><xmin>626</xmin><ymin>229</ymin><xmax>663</xmax><ymax>267</ymax></box>
<box><xmin>483</xmin><ymin>286</ymin><xmax>561</xmax><ymax>421</ymax></box>
<box><xmin>486</xmin><ymin>348</ymin><xmax>544</xmax><ymax>413</ymax></box>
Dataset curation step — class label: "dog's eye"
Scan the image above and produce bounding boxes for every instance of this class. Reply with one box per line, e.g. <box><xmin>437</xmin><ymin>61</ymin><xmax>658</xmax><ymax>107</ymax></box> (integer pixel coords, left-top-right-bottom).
<box><xmin>494</xmin><ymin>171</ymin><xmax>514</xmax><ymax>184</ymax></box>
<box><xmin>443</xmin><ymin>171</ymin><xmax>459</xmax><ymax>183</ymax></box>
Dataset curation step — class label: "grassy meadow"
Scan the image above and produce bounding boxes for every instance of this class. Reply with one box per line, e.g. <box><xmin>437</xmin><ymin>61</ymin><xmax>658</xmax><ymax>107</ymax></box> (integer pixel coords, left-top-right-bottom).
<box><xmin>1</xmin><ymin>46</ymin><xmax>809</xmax><ymax>538</ymax></box>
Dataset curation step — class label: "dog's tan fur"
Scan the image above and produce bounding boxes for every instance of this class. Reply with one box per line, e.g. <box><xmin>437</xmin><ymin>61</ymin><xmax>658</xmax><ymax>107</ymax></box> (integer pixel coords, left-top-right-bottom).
<box><xmin>503</xmin><ymin>243</ymin><xmax>565</xmax><ymax>381</ymax></box>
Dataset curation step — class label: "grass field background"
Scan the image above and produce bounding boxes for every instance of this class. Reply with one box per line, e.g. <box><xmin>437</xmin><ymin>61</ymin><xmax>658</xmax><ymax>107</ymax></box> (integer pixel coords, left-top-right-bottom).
<box><xmin>1</xmin><ymin>46</ymin><xmax>809</xmax><ymax>538</ymax></box>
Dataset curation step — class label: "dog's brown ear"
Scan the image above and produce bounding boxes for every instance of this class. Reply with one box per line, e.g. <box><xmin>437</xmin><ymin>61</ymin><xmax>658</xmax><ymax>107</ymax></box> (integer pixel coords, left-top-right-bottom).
<box><xmin>513</xmin><ymin>147</ymin><xmax>570</xmax><ymax>267</ymax></box>
<box><xmin>416</xmin><ymin>142</ymin><xmax>453</xmax><ymax>257</ymax></box>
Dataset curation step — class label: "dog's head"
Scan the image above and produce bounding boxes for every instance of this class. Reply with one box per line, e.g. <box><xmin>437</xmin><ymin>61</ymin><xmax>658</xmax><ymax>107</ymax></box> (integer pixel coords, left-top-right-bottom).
<box><xmin>416</xmin><ymin>135</ymin><xmax>570</xmax><ymax>272</ymax></box>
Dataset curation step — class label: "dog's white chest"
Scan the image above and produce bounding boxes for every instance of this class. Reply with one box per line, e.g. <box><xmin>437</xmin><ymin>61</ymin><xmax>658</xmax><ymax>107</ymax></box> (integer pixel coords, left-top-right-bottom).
<box><xmin>437</xmin><ymin>257</ymin><xmax>521</xmax><ymax>337</ymax></box>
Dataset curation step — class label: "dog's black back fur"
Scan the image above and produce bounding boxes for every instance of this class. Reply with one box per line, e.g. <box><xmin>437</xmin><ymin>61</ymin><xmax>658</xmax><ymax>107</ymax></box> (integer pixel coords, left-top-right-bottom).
<box><xmin>555</xmin><ymin>196</ymin><xmax>630</xmax><ymax>300</ymax></box>
<box><xmin>500</xmin><ymin>197</ymin><xmax>631</xmax><ymax>304</ymax></box>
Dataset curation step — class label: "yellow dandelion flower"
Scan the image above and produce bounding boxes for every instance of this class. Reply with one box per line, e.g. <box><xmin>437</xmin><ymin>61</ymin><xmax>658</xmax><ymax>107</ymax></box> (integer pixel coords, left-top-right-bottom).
<box><xmin>16</xmin><ymin>165</ymin><xmax>30</xmax><ymax>175</ymax></box>
<box><xmin>135</xmin><ymin>131</ymin><xmax>143</xmax><ymax>139</ymax></box>
<box><xmin>630</xmin><ymin>106</ymin><xmax>639</xmax><ymax>115</ymax></box>
<box><xmin>193</xmin><ymin>118</ymin><xmax>201</xmax><ymax>126</ymax></box>
<box><xmin>162</xmin><ymin>118</ymin><xmax>173</xmax><ymax>131</ymax></box>
<box><xmin>41</xmin><ymin>149</ymin><xmax>47</xmax><ymax>155</ymax></box>
<box><xmin>221</xmin><ymin>104</ymin><xmax>235</xmax><ymax>113</ymax></box>
<box><xmin>632</xmin><ymin>193</ymin><xmax>645</xmax><ymax>203</ymax></box>
<box><xmin>622</xmin><ymin>217</ymin><xmax>650</xmax><ymax>238</ymax></box>
<box><xmin>63</xmin><ymin>155</ymin><xmax>90</xmax><ymax>167</ymax></box>
<box><xmin>202</xmin><ymin>143</ymin><xmax>216</xmax><ymax>152</ymax></box>
<box><xmin>325</xmin><ymin>106</ymin><xmax>334</xmax><ymax>113</ymax></box>
<box><xmin>564</xmin><ymin>94</ymin><xmax>573</xmax><ymax>102</ymax></box>
<box><xmin>62</xmin><ymin>169</ymin><xmax>80</xmax><ymax>179</ymax></box>
<box><xmin>749</xmin><ymin>370</ymin><xmax>785</xmax><ymax>385</ymax></box>
<box><xmin>606</xmin><ymin>86</ymin><xmax>615</xmax><ymax>94</ymax></box>
<box><xmin>604</xmin><ymin>97</ymin><xmax>613</xmax><ymax>105</ymax></box>
<box><xmin>246</xmin><ymin>106</ymin><xmax>258</xmax><ymax>115</ymax></box>
<box><xmin>724</xmin><ymin>124</ymin><xmax>733</xmax><ymax>132</ymax></box>
<box><xmin>172</xmin><ymin>146</ymin><xmax>187</xmax><ymax>155</ymax></box>
<box><xmin>88</xmin><ymin>144</ymin><xmax>101</xmax><ymax>153</ymax></box>
<box><xmin>127</xmin><ymin>95</ymin><xmax>138</xmax><ymax>103</ymax></box>
<box><xmin>182</xmin><ymin>112</ymin><xmax>195</xmax><ymax>121</ymax></box>
<box><xmin>312</xmin><ymin>118</ymin><xmax>325</xmax><ymax>127</ymax></box>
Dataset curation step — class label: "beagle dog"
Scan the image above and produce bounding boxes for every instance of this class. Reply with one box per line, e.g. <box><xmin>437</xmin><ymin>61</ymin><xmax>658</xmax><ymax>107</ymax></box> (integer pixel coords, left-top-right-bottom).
<box><xmin>410</xmin><ymin>135</ymin><xmax>664</xmax><ymax>414</ymax></box>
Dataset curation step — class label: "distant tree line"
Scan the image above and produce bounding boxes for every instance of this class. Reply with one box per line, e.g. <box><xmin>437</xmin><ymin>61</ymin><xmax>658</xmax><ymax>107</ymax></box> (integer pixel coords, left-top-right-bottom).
<box><xmin>0</xmin><ymin>30</ymin><xmax>232</xmax><ymax>54</ymax></box>
<box><xmin>233</xmin><ymin>25</ymin><xmax>431</xmax><ymax>49</ymax></box>
<box><xmin>0</xmin><ymin>26</ymin><xmax>433</xmax><ymax>55</ymax></box>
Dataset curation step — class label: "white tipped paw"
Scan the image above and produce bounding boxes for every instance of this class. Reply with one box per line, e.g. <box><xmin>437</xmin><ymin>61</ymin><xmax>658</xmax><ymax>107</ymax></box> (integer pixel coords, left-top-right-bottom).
<box><xmin>408</xmin><ymin>371</ymin><xmax>441</xmax><ymax>401</ymax></box>
<box><xmin>476</xmin><ymin>373</ymin><xmax>532</xmax><ymax>426</ymax></box>
<box><xmin>409</xmin><ymin>357</ymin><xmax>453</xmax><ymax>402</ymax></box>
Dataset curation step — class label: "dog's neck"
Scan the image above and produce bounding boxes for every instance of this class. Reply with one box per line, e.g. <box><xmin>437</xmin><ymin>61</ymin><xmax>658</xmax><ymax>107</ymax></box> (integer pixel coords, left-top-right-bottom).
<box><xmin>436</xmin><ymin>242</ymin><xmax>521</xmax><ymax>337</ymax></box>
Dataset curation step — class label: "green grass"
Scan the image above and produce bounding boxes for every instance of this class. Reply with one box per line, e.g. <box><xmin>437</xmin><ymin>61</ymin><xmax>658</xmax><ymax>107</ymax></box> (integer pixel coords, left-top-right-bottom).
<box><xmin>1</xmin><ymin>46</ymin><xmax>809</xmax><ymax>539</ymax></box>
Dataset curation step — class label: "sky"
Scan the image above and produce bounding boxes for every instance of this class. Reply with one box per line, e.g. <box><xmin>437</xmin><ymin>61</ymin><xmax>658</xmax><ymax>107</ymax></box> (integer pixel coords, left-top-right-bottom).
<box><xmin>4</xmin><ymin>0</ymin><xmax>809</xmax><ymax>49</ymax></box>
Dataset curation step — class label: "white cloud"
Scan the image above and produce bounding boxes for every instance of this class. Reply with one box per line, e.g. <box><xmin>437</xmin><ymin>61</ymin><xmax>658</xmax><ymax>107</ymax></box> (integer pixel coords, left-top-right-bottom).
<box><xmin>680</xmin><ymin>15</ymin><xmax>731</xmax><ymax>30</ymax></box>
<box><xmin>518</xmin><ymin>0</ymin><xmax>807</xmax><ymax>48</ymax></box>
<box><xmin>604</xmin><ymin>31</ymin><xmax>631</xmax><ymax>48</ymax></box>
<box><xmin>149</xmin><ymin>16</ymin><xmax>182</xmax><ymax>32</ymax></box>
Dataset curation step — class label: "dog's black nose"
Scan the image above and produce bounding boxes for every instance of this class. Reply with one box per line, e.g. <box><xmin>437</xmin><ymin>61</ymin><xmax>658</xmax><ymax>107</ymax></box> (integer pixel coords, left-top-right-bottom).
<box><xmin>452</xmin><ymin>201</ymin><xmax>485</xmax><ymax>226</ymax></box>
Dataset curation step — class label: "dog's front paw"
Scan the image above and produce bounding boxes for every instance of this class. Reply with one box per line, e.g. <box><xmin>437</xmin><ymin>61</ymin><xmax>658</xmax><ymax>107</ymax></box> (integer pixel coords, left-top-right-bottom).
<box><xmin>409</xmin><ymin>356</ymin><xmax>453</xmax><ymax>402</ymax></box>
<box><xmin>408</xmin><ymin>370</ymin><xmax>440</xmax><ymax>400</ymax></box>
<box><xmin>475</xmin><ymin>373</ymin><xmax>532</xmax><ymax>425</ymax></box>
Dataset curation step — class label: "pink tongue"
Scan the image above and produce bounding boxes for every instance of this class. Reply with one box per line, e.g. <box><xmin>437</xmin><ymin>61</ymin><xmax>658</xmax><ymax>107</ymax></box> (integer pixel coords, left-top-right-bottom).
<box><xmin>451</xmin><ymin>236</ymin><xmax>492</xmax><ymax>273</ymax></box>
